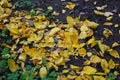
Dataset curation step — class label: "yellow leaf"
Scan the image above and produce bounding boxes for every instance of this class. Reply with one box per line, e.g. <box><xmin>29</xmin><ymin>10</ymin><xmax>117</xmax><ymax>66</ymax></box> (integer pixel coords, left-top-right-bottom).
<box><xmin>108</xmin><ymin>59</ymin><xmax>115</xmax><ymax>69</ymax></box>
<box><xmin>70</xmin><ymin>65</ymin><xmax>81</xmax><ymax>71</ymax></box>
<box><xmin>23</xmin><ymin>46</ymin><xmax>37</xmax><ymax>57</ymax></box>
<box><xmin>6</xmin><ymin>23</ymin><xmax>19</xmax><ymax>34</ymax></box>
<box><xmin>90</xmin><ymin>55</ymin><xmax>101</xmax><ymax>64</ymax></box>
<box><xmin>65</xmin><ymin>2</ymin><xmax>76</xmax><ymax>10</ymax></box>
<box><xmin>49</xmin><ymin>27</ymin><xmax>61</xmax><ymax>36</ymax></box>
<box><xmin>67</xmin><ymin>75</ymin><xmax>76</xmax><ymax>79</ymax></box>
<box><xmin>66</xmin><ymin>16</ymin><xmax>75</xmax><ymax>27</ymax></box>
<box><xmin>108</xmin><ymin>49</ymin><xmax>120</xmax><ymax>58</ymax></box>
<box><xmin>103</xmin><ymin>28</ymin><xmax>113</xmax><ymax>38</ymax></box>
<box><xmin>79</xmin><ymin>25</ymin><xmax>93</xmax><ymax>39</ymax></box>
<box><xmin>62</xmin><ymin>69</ymin><xmax>69</xmax><ymax>73</ymax></box>
<box><xmin>55</xmin><ymin>57</ymin><xmax>65</xmax><ymax>65</ymax></box>
<box><xmin>59</xmin><ymin>75</ymin><xmax>67</xmax><ymax>80</ymax></box>
<box><xmin>83</xmin><ymin>66</ymin><xmax>97</xmax><ymax>75</ymax></box>
<box><xmin>8</xmin><ymin>59</ymin><xmax>18</xmax><ymax>72</ymax></box>
<box><xmin>87</xmin><ymin>36</ymin><xmax>96</xmax><ymax>47</ymax></box>
<box><xmin>93</xmin><ymin>76</ymin><xmax>105</xmax><ymax>80</ymax></box>
<box><xmin>39</xmin><ymin>66</ymin><xmax>48</xmax><ymax>78</ymax></box>
<box><xmin>69</xmin><ymin>28</ymin><xmax>79</xmax><ymax>47</ymax></box>
<box><xmin>97</xmin><ymin>41</ymin><xmax>110</xmax><ymax>54</ymax></box>
<box><xmin>27</xmin><ymin>33</ymin><xmax>37</xmax><ymax>42</ymax></box>
<box><xmin>34</xmin><ymin>21</ymin><xmax>47</xmax><ymax>29</ymax></box>
<box><xmin>94</xmin><ymin>10</ymin><xmax>104</xmax><ymax>16</ymax></box>
<box><xmin>0</xmin><ymin>6</ymin><xmax>4</xmax><ymax>14</ymax></box>
<box><xmin>84</xmin><ymin>19</ymin><xmax>99</xmax><ymax>29</ymax></box>
<box><xmin>0</xmin><ymin>0</ymin><xmax>12</xmax><ymax>7</ymax></box>
<box><xmin>101</xmin><ymin>59</ymin><xmax>110</xmax><ymax>74</ymax></box>
<box><xmin>112</xmin><ymin>42</ymin><xmax>119</xmax><ymax>48</ymax></box>
<box><xmin>78</xmin><ymin>48</ymin><xmax>86</xmax><ymax>57</ymax></box>
<box><xmin>19</xmin><ymin>53</ymin><xmax>26</xmax><ymax>61</ymax></box>
<box><xmin>79</xmin><ymin>31</ymin><xmax>87</xmax><ymax>39</ymax></box>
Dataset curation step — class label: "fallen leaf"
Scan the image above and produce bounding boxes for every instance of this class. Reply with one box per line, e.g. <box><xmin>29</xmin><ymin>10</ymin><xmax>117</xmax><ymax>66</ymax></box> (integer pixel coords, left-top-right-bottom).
<box><xmin>78</xmin><ymin>48</ymin><xmax>86</xmax><ymax>57</ymax></box>
<box><xmin>101</xmin><ymin>59</ymin><xmax>110</xmax><ymax>74</ymax></box>
<box><xmin>65</xmin><ymin>2</ymin><xmax>76</xmax><ymax>10</ymax></box>
<box><xmin>93</xmin><ymin>76</ymin><xmax>105</xmax><ymax>80</ymax></box>
<box><xmin>66</xmin><ymin>16</ymin><xmax>75</xmax><ymax>27</ymax></box>
<box><xmin>108</xmin><ymin>49</ymin><xmax>120</xmax><ymax>58</ymax></box>
<box><xmin>19</xmin><ymin>53</ymin><xmax>26</xmax><ymax>61</ymax></box>
<box><xmin>84</xmin><ymin>19</ymin><xmax>99</xmax><ymax>29</ymax></box>
<box><xmin>112</xmin><ymin>42</ymin><xmax>119</xmax><ymax>48</ymax></box>
<box><xmin>103</xmin><ymin>28</ymin><xmax>113</xmax><ymax>38</ymax></box>
<box><xmin>8</xmin><ymin>59</ymin><xmax>18</xmax><ymax>72</ymax></box>
<box><xmin>94</xmin><ymin>10</ymin><xmax>104</xmax><ymax>16</ymax></box>
<box><xmin>108</xmin><ymin>59</ymin><xmax>115</xmax><ymax>69</ymax></box>
<box><xmin>87</xmin><ymin>36</ymin><xmax>96</xmax><ymax>47</ymax></box>
<box><xmin>39</xmin><ymin>66</ymin><xmax>48</xmax><ymax>78</ymax></box>
<box><xmin>83</xmin><ymin>66</ymin><xmax>97</xmax><ymax>75</ymax></box>
<box><xmin>49</xmin><ymin>27</ymin><xmax>61</xmax><ymax>36</ymax></box>
<box><xmin>97</xmin><ymin>41</ymin><xmax>110</xmax><ymax>54</ymax></box>
<box><xmin>90</xmin><ymin>55</ymin><xmax>101</xmax><ymax>64</ymax></box>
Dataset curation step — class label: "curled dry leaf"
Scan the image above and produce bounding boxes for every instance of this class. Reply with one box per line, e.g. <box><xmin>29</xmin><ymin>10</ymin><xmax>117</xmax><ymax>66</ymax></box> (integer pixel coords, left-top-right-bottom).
<box><xmin>65</xmin><ymin>2</ymin><xmax>76</xmax><ymax>10</ymax></box>
<box><xmin>84</xmin><ymin>19</ymin><xmax>99</xmax><ymax>29</ymax></box>
<box><xmin>94</xmin><ymin>10</ymin><xmax>104</xmax><ymax>16</ymax></box>
<box><xmin>112</xmin><ymin>42</ymin><xmax>119</xmax><ymax>48</ymax></box>
<box><xmin>103</xmin><ymin>28</ymin><xmax>113</xmax><ymax>38</ymax></box>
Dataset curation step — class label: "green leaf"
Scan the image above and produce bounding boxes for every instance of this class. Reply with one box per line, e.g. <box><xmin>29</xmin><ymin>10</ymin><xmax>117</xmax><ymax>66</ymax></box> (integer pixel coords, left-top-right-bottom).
<box><xmin>105</xmin><ymin>73</ymin><xmax>117</xmax><ymax>80</ymax></box>
<box><xmin>0</xmin><ymin>60</ymin><xmax>8</xmax><ymax>69</ymax></box>
<box><xmin>42</xmin><ymin>77</ymin><xmax>57</xmax><ymax>80</ymax></box>
<box><xmin>20</xmin><ymin>74</ymin><xmax>27</xmax><ymax>80</ymax></box>
<box><xmin>1</xmin><ymin>47</ymin><xmax>10</xmax><ymax>55</ymax></box>
<box><xmin>0</xmin><ymin>30</ymin><xmax>8</xmax><ymax>37</ymax></box>
<box><xmin>42</xmin><ymin>57</ymin><xmax>48</xmax><ymax>67</ymax></box>
<box><xmin>48</xmin><ymin>71</ymin><xmax>59</xmax><ymax>77</ymax></box>
<box><xmin>7</xmin><ymin>72</ymin><xmax>19</xmax><ymax>80</ymax></box>
<box><xmin>6</xmin><ymin>39</ymin><xmax>12</xmax><ymax>44</ymax></box>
